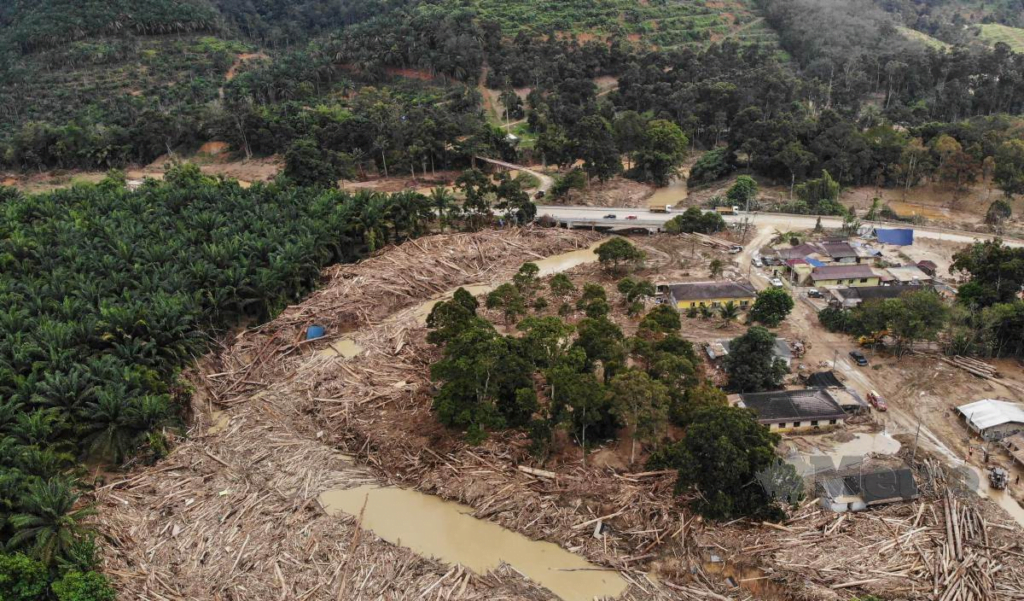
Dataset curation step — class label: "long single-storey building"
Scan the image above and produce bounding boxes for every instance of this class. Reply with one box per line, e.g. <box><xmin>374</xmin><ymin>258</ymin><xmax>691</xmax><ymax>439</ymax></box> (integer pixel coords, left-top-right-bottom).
<box><xmin>734</xmin><ymin>388</ymin><xmax>847</xmax><ymax>432</ymax></box>
<box><xmin>663</xmin><ymin>281</ymin><xmax>757</xmax><ymax>310</ymax></box>
<box><xmin>818</xmin><ymin>467</ymin><xmax>919</xmax><ymax>513</ymax></box>
<box><xmin>809</xmin><ymin>265</ymin><xmax>880</xmax><ymax>287</ymax></box>
<box><xmin>956</xmin><ymin>399</ymin><xmax>1024</xmax><ymax>440</ymax></box>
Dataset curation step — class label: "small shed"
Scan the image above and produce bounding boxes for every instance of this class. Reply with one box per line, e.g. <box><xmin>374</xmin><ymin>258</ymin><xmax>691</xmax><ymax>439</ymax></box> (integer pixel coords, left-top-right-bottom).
<box><xmin>916</xmin><ymin>260</ymin><xmax>938</xmax><ymax>276</ymax></box>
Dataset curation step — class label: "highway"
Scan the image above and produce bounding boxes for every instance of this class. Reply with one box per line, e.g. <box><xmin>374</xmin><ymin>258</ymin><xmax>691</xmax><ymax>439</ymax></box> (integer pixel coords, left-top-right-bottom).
<box><xmin>536</xmin><ymin>205</ymin><xmax>1024</xmax><ymax>247</ymax></box>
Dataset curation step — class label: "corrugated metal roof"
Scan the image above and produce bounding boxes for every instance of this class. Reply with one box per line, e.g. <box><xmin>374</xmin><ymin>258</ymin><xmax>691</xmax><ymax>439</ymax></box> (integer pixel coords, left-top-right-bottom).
<box><xmin>737</xmin><ymin>388</ymin><xmax>846</xmax><ymax>423</ymax></box>
<box><xmin>667</xmin><ymin>281</ymin><xmax>756</xmax><ymax>301</ymax></box>
<box><xmin>810</xmin><ymin>265</ymin><xmax>877</xmax><ymax>281</ymax></box>
<box><xmin>957</xmin><ymin>399</ymin><xmax>1024</xmax><ymax>431</ymax></box>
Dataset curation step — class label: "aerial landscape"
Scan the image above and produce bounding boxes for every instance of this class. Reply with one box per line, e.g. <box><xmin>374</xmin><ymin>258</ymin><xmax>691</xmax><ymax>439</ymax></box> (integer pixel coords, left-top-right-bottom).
<box><xmin>3</xmin><ymin>0</ymin><xmax>1024</xmax><ymax>600</ymax></box>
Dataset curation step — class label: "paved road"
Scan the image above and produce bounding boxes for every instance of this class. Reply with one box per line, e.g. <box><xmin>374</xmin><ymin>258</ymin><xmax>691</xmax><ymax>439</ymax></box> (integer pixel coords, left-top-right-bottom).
<box><xmin>536</xmin><ymin>205</ymin><xmax>1024</xmax><ymax>247</ymax></box>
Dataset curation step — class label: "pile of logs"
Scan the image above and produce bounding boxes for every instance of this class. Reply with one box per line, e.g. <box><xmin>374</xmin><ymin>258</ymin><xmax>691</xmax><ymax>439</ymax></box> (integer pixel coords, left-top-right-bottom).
<box><xmin>941</xmin><ymin>355</ymin><xmax>1000</xmax><ymax>380</ymax></box>
<box><xmin>936</xmin><ymin>489</ymin><xmax>997</xmax><ymax>601</ymax></box>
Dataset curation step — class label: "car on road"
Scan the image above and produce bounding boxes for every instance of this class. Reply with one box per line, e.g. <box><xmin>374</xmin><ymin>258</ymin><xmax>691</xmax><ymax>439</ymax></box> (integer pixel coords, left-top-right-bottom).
<box><xmin>769</xmin><ymin>277</ymin><xmax>784</xmax><ymax>288</ymax></box>
<box><xmin>728</xmin><ymin>245</ymin><xmax>743</xmax><ymax>254</ymax></box>
<box><xmin>849</xmin><ymin>350</ymin><xmax>868</xmax><ymax>366</ymax></box>
<box><xmin>626</xmin><ymin>215</ymin><xmax>638</xmax><ymax>220</ymax></box>
<box><xmin>603</xmin><ymin>214</ymin><xmax>617</xmax><ymax>219</ymax></box>
<box><xmin>807</xmin><ymin>288</ymin><xmax>823</xmax><ymax>298</ymax></box>
<box><xmin>867</xmin><ymin>390</ymin><xmax>887</xmax><ymax>411</ymax></box>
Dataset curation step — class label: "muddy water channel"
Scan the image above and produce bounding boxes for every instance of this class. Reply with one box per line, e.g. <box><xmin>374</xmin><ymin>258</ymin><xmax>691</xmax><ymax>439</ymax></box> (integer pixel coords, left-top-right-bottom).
<box><xmin>320</xmin><ymin>486</ymin><xmax>628</xmax><ymax>601</ymax></box>
<box><xmin>645</xmin><ymin>177</ymin><xmax>687</xmax><ymax>209</ymax></box>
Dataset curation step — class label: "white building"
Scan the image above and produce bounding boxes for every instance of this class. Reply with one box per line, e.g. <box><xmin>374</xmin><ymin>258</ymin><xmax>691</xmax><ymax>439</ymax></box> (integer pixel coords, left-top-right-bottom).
<box><xmin>956</xmin><ymin>399</ymin><xmax>1024</xmax><ymax>440</ymax></box>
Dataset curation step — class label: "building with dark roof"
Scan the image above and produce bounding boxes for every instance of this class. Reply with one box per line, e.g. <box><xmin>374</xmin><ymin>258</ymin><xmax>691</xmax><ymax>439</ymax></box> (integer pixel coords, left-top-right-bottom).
<box><xmin>818</xmin><ymin>467</ymin><xmax>918</xmax><ymax>513</ymax></box>
<box><xmin>734</xmin><ymin>388</ymin><xmax>847</xmax><ymax>432</ymax></box>
<box><xmin>809</xmin><ymin>265</ymin><xmax>880</xmax><ymax>287</ymax></box>
<box><xmin>665</xmin><ymin>281</ymin><xmax>757</xmax><ymax>310</ymax></box>
<box><xmin>818</xmin><ymin>242</ymin><xmax>859</xmax><ymax>263</ymax></box>
<box><xmin>804</xmin><ymin>371</ymin><xmax>870</xmax><ymax>414</ymax></box>
<box><xmin>916</xmin><ymin>260</ymin><xmax>938</xmax><ymax>276</ymax></box>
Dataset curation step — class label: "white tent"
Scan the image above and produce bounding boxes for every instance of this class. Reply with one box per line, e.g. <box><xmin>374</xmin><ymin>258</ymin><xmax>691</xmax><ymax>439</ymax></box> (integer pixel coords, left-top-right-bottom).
<box><xmin>956</xmin><ymin>399</ymin><xmax>1024</xmax><ymax>439</ymax></box>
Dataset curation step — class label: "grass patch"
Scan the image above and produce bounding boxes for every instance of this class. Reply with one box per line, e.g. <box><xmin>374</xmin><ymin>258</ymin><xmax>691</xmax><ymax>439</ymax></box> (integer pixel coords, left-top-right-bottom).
<box><xmin>976</xmin><ymin>23</ymin><xmax>1024</xmax><ymax>52</ymax></box>
<box><xmin>897</xmin><ymin>26</ymin><xmax>951</xmax><ymax>51</ymax></box>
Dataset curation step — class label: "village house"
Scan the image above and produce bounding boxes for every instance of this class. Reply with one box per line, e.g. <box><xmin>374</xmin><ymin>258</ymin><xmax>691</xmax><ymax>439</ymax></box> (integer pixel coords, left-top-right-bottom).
<box><xmin>663</xmin><ymin>281</ymin><xmax>757</xmax><ymax>310</ymax></box>
<box><xmin>818</xmin><ymin>467</ymin><xmax>919</xmax><ymax>513</ymax></box>
<box><xmin>883</xmin><ymin>265</ymin><xmax>932</xmax><ymax>286</ymax></box>
<box><xmin>956</xmin><ymin>399</ymin><xmax>1024</xmax><ymax>441</ymax></box>
<box><xmin>733</xmin><ymin>388</ymin><xmax>847</xmax><ymax>432</ymax></box>
<box><xmin>816</xmin><ymin>241</ymin><xmax>860</xmax><ymax>264</ymax></box>
<box><xmin>805</xmin><ymin>371</ymin><xmax>870</xmax><ymax>414</ymax></box>
<box><xmin>809</xmin><ymin>264</ymin><xmax>880</xmax><ymax>288</ymax></box>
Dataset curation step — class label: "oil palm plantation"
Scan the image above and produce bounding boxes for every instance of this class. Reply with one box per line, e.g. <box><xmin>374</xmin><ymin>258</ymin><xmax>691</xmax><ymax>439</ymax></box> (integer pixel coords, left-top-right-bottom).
<box><xmin>8</xmin><ymin>477</ymin><xmax>96</xmax><ymax>567</ymax></box>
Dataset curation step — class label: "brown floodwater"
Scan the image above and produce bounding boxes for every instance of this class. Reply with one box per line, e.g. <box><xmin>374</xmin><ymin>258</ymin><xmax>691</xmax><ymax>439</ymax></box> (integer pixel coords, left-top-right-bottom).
<box><xmin>319</xmin><ymin>485</ymin><xmax>628</xmax><ymax>601</ymax></box>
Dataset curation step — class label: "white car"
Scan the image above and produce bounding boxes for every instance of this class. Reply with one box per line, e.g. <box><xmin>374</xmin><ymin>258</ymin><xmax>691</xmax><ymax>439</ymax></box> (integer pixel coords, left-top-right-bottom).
<box><xmin>752</xmin><ymin>256</ymin><xmax>763</xmax><ymax>268</ymax></box>
<box><xmin>769</xmin><ymin>278</ymin><xmax>784</xmax><ymax>288</ymax></box>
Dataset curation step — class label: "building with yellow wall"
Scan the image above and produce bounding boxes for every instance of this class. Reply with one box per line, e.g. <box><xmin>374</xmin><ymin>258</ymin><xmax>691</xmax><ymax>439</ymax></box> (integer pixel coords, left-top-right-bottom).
<box><xmin>809</xmin><ymin>265</ymin><xmax>880</xmax><ymax>288</ymax></box>
<box><xmin>664</xmin><ymin>281</ymin><xmax>757</xmax><ymax>310</ymax></box>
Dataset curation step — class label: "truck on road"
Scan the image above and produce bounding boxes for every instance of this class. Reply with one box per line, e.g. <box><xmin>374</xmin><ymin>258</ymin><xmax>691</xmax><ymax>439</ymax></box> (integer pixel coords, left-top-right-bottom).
<box><xmin>649</xmin><ymin>205</ymin><xmax>673</xmax><ymax>213</ymax></box>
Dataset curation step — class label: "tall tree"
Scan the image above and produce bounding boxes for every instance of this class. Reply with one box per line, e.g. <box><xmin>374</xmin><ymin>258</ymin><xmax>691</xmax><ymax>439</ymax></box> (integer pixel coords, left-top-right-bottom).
<box><xmin>723</xmin><ymin>326</ymin><xmax>789</xmax><ymax>392</ymax></box>
<box><xmin>609</xmin><ymin>369</ymin><xmax>670</xmax><ymax>466</ymax></box>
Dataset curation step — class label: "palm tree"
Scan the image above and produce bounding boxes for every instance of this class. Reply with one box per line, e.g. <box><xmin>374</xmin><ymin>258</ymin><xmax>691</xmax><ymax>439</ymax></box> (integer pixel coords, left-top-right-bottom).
<box><xmin>429</xmin><ymin>187</ymin><xmax>455</xmax><ymax>231</ymax></box>
<box><xmin>698</xmin><ymin>305</ymin><xmax>714</xmax><ymax>320</ymax></box>
<box><xmin>719</xmin><ymin>301</ymin><xmax>740</xmax><ymax>322</ymax></box>
<box><xmin>8</xmin><ymin>477</ymin><xmax>96</xmax><ymax>567</ymax></box>
<box><xmin>709</xmin><ymin>259</ymin><xmax>724</xmax><ymax>279</ymax></box>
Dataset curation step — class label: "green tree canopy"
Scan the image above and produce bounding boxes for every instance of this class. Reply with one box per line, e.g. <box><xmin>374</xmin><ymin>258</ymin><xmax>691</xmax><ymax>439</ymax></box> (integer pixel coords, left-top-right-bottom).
<box><xmin>596</xmin><ymin>238</ymin><xmax>645</xmax><ymax>274</ymax></box>
<box><xmin>648</xmin><ymin>405</ymin><xmax>799</xmax><ymax>521</ymax></box>
<box><xmin>723</xmin><ymin>326</ymin><xmax>789</xmax><ymax>392</ymax></box>
<box><xmin>749</xmin><ymin>287</ymin><xmax>795</xmax><ymax>327</ymax></box>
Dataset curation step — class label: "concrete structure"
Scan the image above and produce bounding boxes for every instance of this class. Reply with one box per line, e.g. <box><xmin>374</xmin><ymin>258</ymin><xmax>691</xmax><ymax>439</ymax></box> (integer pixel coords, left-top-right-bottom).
<box><xmin>664</xmin><ymin>281</ymin><xmax>757</xmax><ymax>310</ymax></box>
<box><xmin>819</xmin><ymin>467</ymin><xmax>918</xmax><ymax>513</ymax></box>
<box><xmin>734</xmin><ymin>388</ymin><xmax>847</xmax><ymax>432</ymax></box>
<box><xmin>956</xmin><ymin>399</ymin><xmax>1024</xmax><ymax>440</ymax></box>
<box><xmin>809</xmin><ymin>265</ymin><xmax>880</xmax><ymax>287</ymax></box>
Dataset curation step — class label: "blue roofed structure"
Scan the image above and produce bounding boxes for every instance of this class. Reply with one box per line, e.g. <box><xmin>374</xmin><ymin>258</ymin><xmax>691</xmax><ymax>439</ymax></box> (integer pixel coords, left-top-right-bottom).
<box><xmin>875</xmin><ymin>228</ymin><xmax>914</xmax><ymax>245</ymax></box>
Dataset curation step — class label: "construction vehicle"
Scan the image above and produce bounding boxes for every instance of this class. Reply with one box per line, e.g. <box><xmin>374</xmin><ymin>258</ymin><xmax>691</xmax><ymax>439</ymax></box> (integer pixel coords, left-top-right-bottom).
<box><xmin>989</xmin><ymin>467</ymin><xmax>1009</xmax><ymax>490</ymax></box>
<box><xmin>858</xmin><ymin>329</ymin><xmax>890</xmax><ymax>348</ymax></box>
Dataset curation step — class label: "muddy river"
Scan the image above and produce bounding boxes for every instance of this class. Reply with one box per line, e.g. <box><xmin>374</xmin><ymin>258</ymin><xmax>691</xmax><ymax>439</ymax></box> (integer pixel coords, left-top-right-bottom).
<box><xmin>320</xmin><ymin>486</ymin><xmax>628</xmax><ymax>601</ymax></box>
<box><xmin>645</xmin><ymin>177</ymin><xmax>687</xmax><ymax>209</ymax></box>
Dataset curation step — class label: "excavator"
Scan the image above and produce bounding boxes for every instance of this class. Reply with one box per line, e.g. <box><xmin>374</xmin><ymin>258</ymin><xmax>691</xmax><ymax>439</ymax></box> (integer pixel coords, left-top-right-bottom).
<box><xmin>858</xmin><ymin>329</ymin><xmax>890</xmax><ymax>348</ymax></box>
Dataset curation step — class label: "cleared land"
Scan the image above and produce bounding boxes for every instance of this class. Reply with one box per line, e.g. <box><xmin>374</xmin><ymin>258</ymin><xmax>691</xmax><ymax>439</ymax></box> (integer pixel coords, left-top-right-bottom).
<box><xmin>976</xmin><ymin>23</ymin><xmax>1024</xmax><ymax>52</ymax></box>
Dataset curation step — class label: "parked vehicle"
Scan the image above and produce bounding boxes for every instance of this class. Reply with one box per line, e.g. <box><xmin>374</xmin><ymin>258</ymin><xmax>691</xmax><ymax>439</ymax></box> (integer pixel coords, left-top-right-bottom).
<box><xmin>867</xmin><ymin>390</ymin><xmax>887</xmax><ymax>411</ymax></box>
<box><xmin>728</xmin><ymin>245</ymin><xmax>743</xmax><ymax>254</ymax></box>
<box><xmin>603</xmin><ymin>214</ymin><xmax>617</xmax><ymax>219</ymax></box>
<box><xmin>752</xmin><ymin>256</ymin><xmax>763</xmax><ymax>268</ymax></box>
<box><xmin>626</xmin><ymin>215</ymin><xmax>638</xmax><ymax>220</ymax></box>
<box><xmin>849</xmin><ymin>350</ymin><xmax>868</xmax><ymax>366</ymax></box>
<box><xmin>769</xmin><ymin>277</ymin><xmax>784</xmax><ymax>288</ymax></box>
<box><xmin>807</xmin><ymin>288</ymin><xmax>823</xmax><ymax>298</ymax></box>
<box><xmin>990</xmin><ymin>467</ymin><xmax>1009</xmax><ymax>490</ymax></box>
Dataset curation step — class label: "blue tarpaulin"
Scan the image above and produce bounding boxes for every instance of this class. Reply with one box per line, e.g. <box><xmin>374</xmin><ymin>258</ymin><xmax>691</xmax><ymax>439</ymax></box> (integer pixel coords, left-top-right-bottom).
<box><xmin>806</xmin><ymin>258</ymin><xmax>825</xmax><ymax>267</ymax></box>
<box><xmin>876</xmin><ymin>228</ymin><xmax>914</xmax><ymax>245</ymax></box>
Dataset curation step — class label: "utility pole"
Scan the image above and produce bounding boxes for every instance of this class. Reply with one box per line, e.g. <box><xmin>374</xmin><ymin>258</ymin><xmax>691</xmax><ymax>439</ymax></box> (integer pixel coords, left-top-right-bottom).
<box><xmin>910</xmin><ymin>416</ymin><xmax>922</xmax><ymax>464</ymax></box>
<box><xmin>832</xmin><ymin>348</ymin><xmax>839</xmax><ymax>371</ymax></box>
